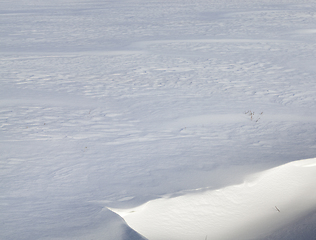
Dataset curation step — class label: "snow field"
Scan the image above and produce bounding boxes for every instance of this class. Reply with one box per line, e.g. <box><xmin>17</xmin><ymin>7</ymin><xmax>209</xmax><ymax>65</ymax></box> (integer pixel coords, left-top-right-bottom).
<box><xmin>1</xmin><ymin>0</ymin><xmax>316</xmax><ymax>239</ymax></box>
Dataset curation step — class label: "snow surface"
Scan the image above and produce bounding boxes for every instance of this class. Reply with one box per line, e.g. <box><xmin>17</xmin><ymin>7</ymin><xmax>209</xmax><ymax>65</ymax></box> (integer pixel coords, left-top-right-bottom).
<box><xmin>1</xmin><ymin>0</ymin><xmax>316</xmax><ymax>239</ymax></box>
<box><xmin>110</xmin><ymin>158</ymin><xmax>316</xmax><ymax>240</ymax></box>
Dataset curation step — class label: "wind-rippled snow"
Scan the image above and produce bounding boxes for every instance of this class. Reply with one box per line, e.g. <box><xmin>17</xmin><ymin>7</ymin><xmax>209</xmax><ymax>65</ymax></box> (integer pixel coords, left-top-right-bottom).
<box><xmin>1</xmin><ymin>0</ymin><xmax>316</xmax><ymax>239</ymax></box>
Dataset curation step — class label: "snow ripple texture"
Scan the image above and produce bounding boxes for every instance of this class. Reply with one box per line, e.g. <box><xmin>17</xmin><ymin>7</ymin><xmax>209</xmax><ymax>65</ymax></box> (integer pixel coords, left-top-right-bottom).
<box><xmin>1</xmin><ymin>0</ymin><xmax>316</xmax><ymax>239</ymax></box>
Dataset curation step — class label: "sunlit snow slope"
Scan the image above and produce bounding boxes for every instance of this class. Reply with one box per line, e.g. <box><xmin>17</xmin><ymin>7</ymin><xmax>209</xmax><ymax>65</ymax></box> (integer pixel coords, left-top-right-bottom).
<box><xmin>110</xmin><ymin>158</ymin><xmax>316</xmax><ymax>240</ymax></box>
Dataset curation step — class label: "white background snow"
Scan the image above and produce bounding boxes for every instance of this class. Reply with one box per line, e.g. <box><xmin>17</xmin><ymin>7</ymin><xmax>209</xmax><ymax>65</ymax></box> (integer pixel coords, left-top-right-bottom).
<box><xmin>1</xmin><ymin>0</ymin><xmax>316</xmax><ymax>239</ymax></box>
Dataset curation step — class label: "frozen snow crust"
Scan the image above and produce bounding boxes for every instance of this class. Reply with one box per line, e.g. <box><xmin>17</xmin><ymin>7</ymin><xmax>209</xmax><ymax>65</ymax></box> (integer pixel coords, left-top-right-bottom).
<box><xmin>110</xmin><ymin>158</ymin><xmax>316</xmax><ymax>240</ymax></box>
<box><xmin>1</xmin><ymin>0</ymin><xmax>316</xmax><ymax>239</ymax></box>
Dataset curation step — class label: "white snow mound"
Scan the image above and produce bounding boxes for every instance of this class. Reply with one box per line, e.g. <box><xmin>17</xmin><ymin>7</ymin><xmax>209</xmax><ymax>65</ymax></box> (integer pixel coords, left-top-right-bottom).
<box><xmin>109</xmin><ymin>158</ymin><xmax>316</xmax><ymax>240</ymax></box>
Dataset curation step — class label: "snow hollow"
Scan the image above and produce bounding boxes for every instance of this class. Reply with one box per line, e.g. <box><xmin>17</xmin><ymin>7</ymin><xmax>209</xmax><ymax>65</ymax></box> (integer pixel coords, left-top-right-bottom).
<box><xmin>1</xmin><ymin>0</ymin><xmax>316</xmax><ymax>239</ymax></box>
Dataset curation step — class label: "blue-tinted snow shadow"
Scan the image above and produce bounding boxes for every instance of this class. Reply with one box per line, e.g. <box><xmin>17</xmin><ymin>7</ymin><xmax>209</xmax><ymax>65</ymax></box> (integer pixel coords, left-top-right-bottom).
<box><xmin>0</xmin><ymin>197</ymin><xmax>146</xmax><ymax>240</ymax></box>
<box><xmin>260</xmin><ymin>209</ymin><xmax>316</xmax><ymax>240</ymax></box>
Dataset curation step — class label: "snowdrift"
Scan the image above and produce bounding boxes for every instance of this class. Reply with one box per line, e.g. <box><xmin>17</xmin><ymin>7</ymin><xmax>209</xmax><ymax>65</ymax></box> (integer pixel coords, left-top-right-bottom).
<box><xmin>109</xmin><ymin>158</ymin><xmax>316</xmax><ymax>240</ymax></box>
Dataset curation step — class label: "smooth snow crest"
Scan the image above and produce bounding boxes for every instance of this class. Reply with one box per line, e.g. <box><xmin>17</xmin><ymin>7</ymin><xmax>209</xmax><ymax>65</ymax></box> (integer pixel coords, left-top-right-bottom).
<box><xmin>109</xmin><ymin>158</ymin><xmax>316</xmax><ymax>240</ymax></box>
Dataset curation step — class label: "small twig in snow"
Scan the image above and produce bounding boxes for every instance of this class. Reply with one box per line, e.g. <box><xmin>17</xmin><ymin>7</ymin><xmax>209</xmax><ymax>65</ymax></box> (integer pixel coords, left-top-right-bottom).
<box><xmin>275</xmin><ymin>206</ymin><xmax>280</xmax><ymax>212</ymax></box>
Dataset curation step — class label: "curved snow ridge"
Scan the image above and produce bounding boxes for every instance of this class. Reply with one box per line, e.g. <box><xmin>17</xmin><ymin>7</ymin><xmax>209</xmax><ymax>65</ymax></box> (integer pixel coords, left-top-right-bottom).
<box><xmin>109</xmin><ymin>158</ymin><xmax>316</xmax><ymax>240</ymax></box>
<box><xmin>295</xmin><ymin>29</ymin><xmax>316</xmax><ymax>34</ymax></box>
<box><xmin>171</xmin><ymin>114</ymin><xmax>246</xmax><ymax>127</ymax></box>
<box><xmin>131</xmin><ymin>38</ymin><xmax>290</xmax><ymax>49</ymax></box>
<box><xmin>0</xmin><ymin>50</ymin><xmax>144</xmax><ymax>56</ymax></box>
<box><xmin>165</xmin><ymin>113</ymin><xmax>316</xmax><ymax>130</ymax></box>
<box><xmin>263</xmin><ymin>114</ymin><xmax>316</xmax><ymax>122</ymax></box>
